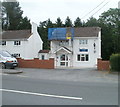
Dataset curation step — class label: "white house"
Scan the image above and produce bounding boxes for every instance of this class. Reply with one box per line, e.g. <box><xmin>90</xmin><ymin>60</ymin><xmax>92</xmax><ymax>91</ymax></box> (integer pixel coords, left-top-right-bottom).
<box><xmin>38</xmin><ymin>50</ymin><xmax>50</xmax><ymax>60</ymax></box>
<box><xmin>1</xmin><ymin>22</ymin><xmax>43</xmax><ymax>59</ymax></box>
<box><xmin>47</xmin><ymin>27</ymin><xmax>101</xmax><ymax>68</ymax></box>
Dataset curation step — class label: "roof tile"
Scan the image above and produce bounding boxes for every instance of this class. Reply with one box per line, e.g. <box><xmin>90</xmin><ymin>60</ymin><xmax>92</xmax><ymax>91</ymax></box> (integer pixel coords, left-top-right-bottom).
<box><xmin>2</xmin><ymin>30</ymin><xmax>32</xmax><ymax>40</ymax></box>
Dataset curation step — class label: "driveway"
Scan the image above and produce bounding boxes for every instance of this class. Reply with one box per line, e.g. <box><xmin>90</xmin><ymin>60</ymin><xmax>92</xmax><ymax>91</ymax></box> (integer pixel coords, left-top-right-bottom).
<box><xmin>1</xmin><ymin>67</ymin><xmax>118</xmax><ymax>83</ymax></box>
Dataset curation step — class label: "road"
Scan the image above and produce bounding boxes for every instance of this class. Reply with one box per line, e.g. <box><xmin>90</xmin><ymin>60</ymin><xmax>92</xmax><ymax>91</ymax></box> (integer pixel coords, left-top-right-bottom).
<box><xmin>1</xmin><ymin>72</ymin><xmax>118</xmax><ymax>105</ymax></box>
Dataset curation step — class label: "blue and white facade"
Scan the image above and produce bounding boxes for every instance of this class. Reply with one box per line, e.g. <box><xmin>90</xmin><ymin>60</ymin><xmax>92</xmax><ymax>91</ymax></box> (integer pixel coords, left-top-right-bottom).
<box><xmin>48</xmin><ymin>27</ymin><xmax>101</xmax><ymax>68</ymax></box>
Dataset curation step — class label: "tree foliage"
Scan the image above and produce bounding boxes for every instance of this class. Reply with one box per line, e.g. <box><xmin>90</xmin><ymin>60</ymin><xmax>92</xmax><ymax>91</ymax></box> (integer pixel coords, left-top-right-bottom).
<box><xmin>74</xmin><ymin>17</ymin><xmax>82</xmax><ymax>27</ymax></box>
<box><xmin>65</xmin><ymin>16</ymin><xmax>73</xmax><ymax>27</ymax></box>
<box><xmin>99</xmin><ymin>8</ymin><xmax>120</xmax><ymax>60</ymax></box>
<box><xmin>85</xmin><ymin>17</ymin><xmax>99</xmax><ymax>27</ymax></box>
<box><xmin>55</xmin><ymin>17</ymin><xmax>63</xmax><ymax>27</ymax></box>
<box><xmin>2</xmin><ymin>1</ymin><xmax>31</xmax><ymax>30</ymax></box>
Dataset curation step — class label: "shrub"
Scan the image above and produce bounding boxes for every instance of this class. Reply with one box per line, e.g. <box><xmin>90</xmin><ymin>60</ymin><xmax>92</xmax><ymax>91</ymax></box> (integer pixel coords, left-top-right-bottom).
<box><xmin>110</xmin><ymin>54</ymin><xmax>120</xmax><ymax>72</ymax></box>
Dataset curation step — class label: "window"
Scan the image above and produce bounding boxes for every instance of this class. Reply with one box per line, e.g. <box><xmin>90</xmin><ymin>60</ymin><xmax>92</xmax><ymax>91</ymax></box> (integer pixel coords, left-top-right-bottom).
<box><xmin>1</xmin><ymin>41</ymin><xmax>6</xmax><ymax>45</ymax></box>
<box><xmin>14</xmin><ymin>41</ymin><xmax>21</xmax><ymax>45</ymax></box>
<box><xmin>41</xmin><ymin>55</ymin><xmax>45</xmax><ymax>60</ymax></box>
<box><xmin>77</xmin><ymin>54</ymin><xmax>89</xmax><ymax>61</ymax></box>
<box><xmin>12</xmin><ymin>54</ymin><xmax>20</xmax><ymax>58</ymax></box>
<box><xmin>0</xmin><ymin>51</ymin><xmax>11</xmax><ymax>57</ymax></box>
<box><xmin>60</xmin><ymin>54</ymin><xmax>65</xmax><ymax>61</ymax></box>
<box><xmin>60</xmin><ymin>62</ymin><xmax>65</xmax><ymax>66</ymax></box>
<box><xmin>59</xmin><ymin>41</ymin><xmax>69</xmax><ymax>46</ymax></box>
<box><xmin>79</xmin><ymin>40</ymin><xmax>88</xmax><ymax>45</ymax></box>
<box><xmin>77</xmin><ymin>54</ymin><xmax>80</xmax><ymax>61</ymax></box>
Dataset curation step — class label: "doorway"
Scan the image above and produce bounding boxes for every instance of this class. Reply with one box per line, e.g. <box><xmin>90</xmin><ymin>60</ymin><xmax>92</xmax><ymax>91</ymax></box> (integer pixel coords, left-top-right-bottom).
<box><xmin>60</xmin><ymin>54</ymin><xmax>69</xmax><ymax>67</ymax></box>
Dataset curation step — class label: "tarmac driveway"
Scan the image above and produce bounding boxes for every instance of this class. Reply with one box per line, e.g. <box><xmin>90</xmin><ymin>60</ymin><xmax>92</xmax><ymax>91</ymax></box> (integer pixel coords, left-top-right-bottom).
<box><xmin>1</xmin><ymin>67</ymin><xmax>118</xmax><ymax>83</ymax></box>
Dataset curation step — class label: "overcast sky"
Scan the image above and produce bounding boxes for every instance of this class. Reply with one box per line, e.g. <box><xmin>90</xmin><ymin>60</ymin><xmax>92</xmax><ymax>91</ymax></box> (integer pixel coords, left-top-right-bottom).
<box><xmin>18</xmin><ymin>0</ymin><xmax>119</xmax><ymax>25</ymax></box>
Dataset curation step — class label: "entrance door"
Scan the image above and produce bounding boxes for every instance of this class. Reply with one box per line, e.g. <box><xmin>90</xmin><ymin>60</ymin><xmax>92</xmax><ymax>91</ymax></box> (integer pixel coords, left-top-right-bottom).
<box><xmin>60</xmin><ymin>54</ymin><xmax>68</xmax><ymax>67</ymax></box>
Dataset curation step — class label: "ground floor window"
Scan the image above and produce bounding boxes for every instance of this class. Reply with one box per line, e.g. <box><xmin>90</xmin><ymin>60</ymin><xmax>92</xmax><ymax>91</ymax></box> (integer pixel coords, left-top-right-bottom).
<box><xmin>77</xmin><ymin>54</ymin><xmax>89</xmax><ymax>61</ymax></box>
<box><xmin>60</xmin><ymin>54</ymin><xmax>69</xmax><ymax>66</ymax></box>
<box><xmin>12</xmin><ymin>53</ymin><xmax>20</xmax><ymax>58</ymax></box>
<box><xmin>41</xmin><ymin>55</ymin><xmax>45</xmax><ymax>60</ymax></box>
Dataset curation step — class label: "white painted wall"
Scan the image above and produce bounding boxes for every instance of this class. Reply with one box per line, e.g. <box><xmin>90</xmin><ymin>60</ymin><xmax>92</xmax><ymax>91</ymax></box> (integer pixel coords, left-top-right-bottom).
<box><xmin>49</xmin><ymin>30</ymin><xmax>101</xmax><ymax>68</ymax></box>
<box><xmin>73</xmin><ymin>32</ymin><xmax>101</xmax><ymax>67</ymax></box>
<box><xmin>50</xmin><ymin>40</ymin><xmax>73</xmax><ymax>53</ymax></box>
<box><xmin>2</xmin><ymin>22</ymin><xmax>43</xmax><ymax>59</ymax></box>
<box><xmin>39</xmin><ymin>53</ymin><xmax>49</xmax><ymax>60</ymax></box>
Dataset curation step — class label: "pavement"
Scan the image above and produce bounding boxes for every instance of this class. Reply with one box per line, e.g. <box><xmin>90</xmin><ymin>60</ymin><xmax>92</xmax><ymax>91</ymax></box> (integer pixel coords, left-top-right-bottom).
<box><xmin>0</xmin><ymin>67</ymin><xmax>118</xmax><ymax>83</ymax></box>
<box><xmin>2</xmin><ymin>69</ymin><xmax>23</xmax><ymax>74</ymax></box>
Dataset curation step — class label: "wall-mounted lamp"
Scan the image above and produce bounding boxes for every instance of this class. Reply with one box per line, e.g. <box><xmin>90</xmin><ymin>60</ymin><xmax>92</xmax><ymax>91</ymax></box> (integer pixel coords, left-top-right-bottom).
<box><xmin>93</xmin><ymin>43</ymin><xmax>96</xmax><ymax>49</ymax></box>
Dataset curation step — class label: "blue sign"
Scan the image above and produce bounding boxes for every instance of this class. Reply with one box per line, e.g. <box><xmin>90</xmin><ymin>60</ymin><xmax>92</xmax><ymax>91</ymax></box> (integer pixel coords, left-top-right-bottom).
<box><xmin>80</xmin><ymin>49</ymin><xmax>88</xmax><ymax>52</ymax></box>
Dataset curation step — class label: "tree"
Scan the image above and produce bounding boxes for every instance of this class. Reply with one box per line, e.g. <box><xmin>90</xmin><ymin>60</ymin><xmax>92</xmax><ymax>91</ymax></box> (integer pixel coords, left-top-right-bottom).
<box><xmin>46</xmin><ymin>18</ymin><xmax>53</xmax><ymax>28</ymax></box>
<box><xmin>38</xmin><ymin>21</ymin><xmax>48</xmax><ymax>49</ymax></box>
<box><xmin>65</xmin><ymin>16</ymin><xmax>73</xmax><ymax>27</ymax></box>
<box><xmin>18</xmin><ymin>16</ymin><xmax>31</xmax><ymax>30</ymax></box>
<box><xmin>0</xmin><ymin>1</ymin><xmax>2</xmax><ymax>32</ymax></box>
<box><xmin>74</xmin><ymin>17</ymin><xmax>82</xmax><ymax>27</ymax></box>
<box><xmin>2</xmin><ymin>1</ymin><xmax>23</xmax><ymax>30</ymax></box>
<box><xmin>38</xmin><ymin>19</ymin><xmax>54</xmax><ymax>50</ymax></box>
<box><xmin>2</xmin><ymin>1</ymin><xmax>31</xmax><ymax>30</ymax></box>
<box><xmin>99</xmin><ymin>8</ymin><xmax>120</xmax><ymax>60</ymax></box>
<box><xmin>55</xmin><ymin>17</ymin><xmax>63</xmax><ymax>27</ymax></box>
<box><xmin>85</xmin><ymin>17</ymin><xmax>99</xmax><ymax>27</ymax></box>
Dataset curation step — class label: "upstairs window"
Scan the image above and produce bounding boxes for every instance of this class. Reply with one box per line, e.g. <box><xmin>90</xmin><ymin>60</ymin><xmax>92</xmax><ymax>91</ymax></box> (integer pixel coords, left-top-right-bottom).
<box><xmin>59</xmin><ymin>41</ymin><xmax>69</xmax><ymax>46</ymax></box>
<box><xmin>14</xmin><ymin>41</ymin><xmax>21</xmax><ymax>45</ymax></box>
<box><xmin>2</xmin><ymin>41</ymin><xmax>6</xmax><ymax>46</ymax></box>
<box><xmin>79</xmin><ymin>40</ymin><xmax>88</xmax><ymax>45</ymax></box>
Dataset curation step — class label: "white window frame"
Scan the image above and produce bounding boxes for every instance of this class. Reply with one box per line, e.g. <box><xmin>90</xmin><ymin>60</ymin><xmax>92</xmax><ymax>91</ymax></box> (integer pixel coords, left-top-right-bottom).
<box><xmin>12</xmin><ymin>53</ymin><xmax>20</xmax><ymax>58</ymax></box>
<box><xmin>59</xmin><ymin>41</ymin><xmax>69</xmax><ymax>46</ymax></box>
<box><xmin>79</xmin><ymin>39</ymin><xmax>88</xmax><ymax>45</ymax></box>
<box><xmin>77</xmin><ymin>54</ymin><xmax>89</xmax><ymax>61</ymax></box>
<box><xmin>14</xmin><ymin>41</ymin><xmax>21</xmax><ymax>45</ymax></box>
<box><xmin>1</xmin><ymin>41</ymin><xmax>6</xmax><ymax>46</ymax></box>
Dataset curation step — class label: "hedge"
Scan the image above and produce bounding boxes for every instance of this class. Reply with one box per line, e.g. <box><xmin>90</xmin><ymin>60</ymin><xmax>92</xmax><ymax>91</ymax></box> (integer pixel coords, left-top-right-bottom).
<box><xmin>110</xmin><ymin>54</ymin><xmax>120</xmax><ymax>72</ymax></box>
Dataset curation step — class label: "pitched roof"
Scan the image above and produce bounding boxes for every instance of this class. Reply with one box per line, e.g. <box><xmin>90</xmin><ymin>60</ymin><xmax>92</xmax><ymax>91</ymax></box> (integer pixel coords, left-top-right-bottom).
<box><xmin>53</xmin><ymin>47</ymin><xmax>72</xmax><ymax>54</ymax></box>
<box><xmin>39</xmin><ymin>50</ymin><xmax>50</xmax><ymax>53</ymax></box>
<box><xmin>74</xmin><ymin>27</ymin><xmax>101</xmax><ymax>37</ymax></box>
<box><xmin>48</xmin><ymin>27</ymin><xmax>101</xmax><ymax>40</ymax></box>
<box><xmin>2</xmin><ymin>30</ymin><xmax>32</xmax><ymax>40</ymax></box>
<box><xmin>63</xmin><ymin>46</ymin><xmax>72</xmax><ymax>53</ymax></box>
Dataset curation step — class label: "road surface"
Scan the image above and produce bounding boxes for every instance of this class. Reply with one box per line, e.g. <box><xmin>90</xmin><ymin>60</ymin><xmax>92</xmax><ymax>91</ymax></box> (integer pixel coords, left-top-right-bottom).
<box><xmin>1</xmin><ymin>72</ymin><xmax>118</xmax><ymax>105</ymax></box>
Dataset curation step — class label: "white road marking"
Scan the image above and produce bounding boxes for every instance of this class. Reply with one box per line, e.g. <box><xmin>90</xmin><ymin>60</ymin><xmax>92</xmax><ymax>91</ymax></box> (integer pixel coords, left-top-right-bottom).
<box><xmin>0</xmin><ymin>73</ymin><xmax>8</xmax><ymax>75</ymax></box>
<box><xmin>0</xmin><ymin>73</ymin><xmax>28</xmax><ymax>77</ymax></box>
<box><xmin>0</xmin><ymin>89</ymin><xmax>83</xmax><ymax>100</ymax></box>
<box><xmin>16</xmin><ymin>75</ymin><xmax>28</xmax><ymax>78</ymax></box>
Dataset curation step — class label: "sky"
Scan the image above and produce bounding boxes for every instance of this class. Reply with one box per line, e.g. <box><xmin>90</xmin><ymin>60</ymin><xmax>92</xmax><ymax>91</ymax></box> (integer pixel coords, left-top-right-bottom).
<box><xmin>18</xmin><ymin>0</ymin><xmax>119</xmax><ymax>25</ymax></box>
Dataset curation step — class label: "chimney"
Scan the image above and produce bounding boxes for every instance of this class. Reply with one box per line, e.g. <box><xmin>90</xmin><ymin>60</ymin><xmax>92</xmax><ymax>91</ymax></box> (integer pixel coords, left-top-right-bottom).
<box><xmin>31</xmin><ymin>22</ymin><xmax>38</xmax><ymax>34</ymax></box>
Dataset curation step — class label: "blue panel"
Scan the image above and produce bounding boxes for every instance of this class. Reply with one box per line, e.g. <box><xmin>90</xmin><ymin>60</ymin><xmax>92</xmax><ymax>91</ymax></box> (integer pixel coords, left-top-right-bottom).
<box><xmin>48</xmin><ymin>28</ymin><xmax>74</xmax><ymax>40</ymax></box>
<box><xmin>80</xmin><ymin>49</ymin><xmax>88</xmax><ymax>52</ymax></box>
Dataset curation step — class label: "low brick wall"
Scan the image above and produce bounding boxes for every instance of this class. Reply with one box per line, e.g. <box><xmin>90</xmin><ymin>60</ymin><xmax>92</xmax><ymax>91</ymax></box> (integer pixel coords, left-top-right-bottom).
<box><xmin>17</xmin><ymin>58</ymin><xmax>54</xmax><ymax>69</ymax></box>
<box><xmin>97</xmin><ymin>58</ymin><xmax>110</xmax><ymax>71</ymax></box>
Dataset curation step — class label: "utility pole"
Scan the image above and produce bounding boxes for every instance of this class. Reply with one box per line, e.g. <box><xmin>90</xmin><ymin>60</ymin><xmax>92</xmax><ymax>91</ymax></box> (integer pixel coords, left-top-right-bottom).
<box><xmin>118</xmin><ymin>1</ymin><xmax>120</xmax><ymax>8</ymax></box>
